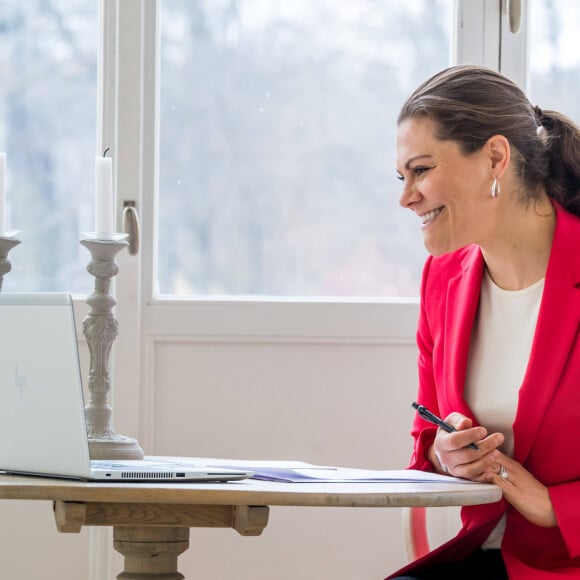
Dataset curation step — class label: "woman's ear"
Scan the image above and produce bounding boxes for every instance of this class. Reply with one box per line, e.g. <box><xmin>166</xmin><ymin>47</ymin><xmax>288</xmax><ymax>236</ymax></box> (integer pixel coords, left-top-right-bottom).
<box><xmin>487</xmin><ymin>135</ymin><xmax>511</xmax><ymax>178</ymax></box>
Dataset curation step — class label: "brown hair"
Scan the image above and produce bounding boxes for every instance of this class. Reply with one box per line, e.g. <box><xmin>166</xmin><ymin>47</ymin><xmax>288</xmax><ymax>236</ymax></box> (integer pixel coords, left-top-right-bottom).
<box><xmin>398</xmin><ymin>65</ymin><xmax>580</xmax><ymax>217</ymax></box>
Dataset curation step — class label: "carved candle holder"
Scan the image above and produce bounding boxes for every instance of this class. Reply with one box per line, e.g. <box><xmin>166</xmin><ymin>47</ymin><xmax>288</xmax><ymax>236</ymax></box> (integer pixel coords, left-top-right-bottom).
<box><xmin>0</xmin><ymin>232</ymin><xmax>21</xmax><ymax>290</ymax></box>
<box><xmin>80</xmin><ymin>234</ymin><xmax>144</xmax><ymax>460</ymax></box>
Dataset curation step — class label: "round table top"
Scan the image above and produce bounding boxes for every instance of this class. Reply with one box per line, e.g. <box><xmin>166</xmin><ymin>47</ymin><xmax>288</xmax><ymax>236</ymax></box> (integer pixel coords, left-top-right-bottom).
<box><xmin>0</xmin><ymin>473</ymin><xmax>502</xmax><ymax>508</ymax></box>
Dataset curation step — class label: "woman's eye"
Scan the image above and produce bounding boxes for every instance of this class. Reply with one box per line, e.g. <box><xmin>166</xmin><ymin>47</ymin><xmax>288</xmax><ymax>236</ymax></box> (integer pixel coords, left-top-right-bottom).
<box><xmin>413</xmin><ymin>166</ymin><xmax>431</xmax><ymax>176</ymax></box>
<box><xmin>396</xmin><ymin>166</ymin><xmax>432</xmax><ymax>182</ymax></box>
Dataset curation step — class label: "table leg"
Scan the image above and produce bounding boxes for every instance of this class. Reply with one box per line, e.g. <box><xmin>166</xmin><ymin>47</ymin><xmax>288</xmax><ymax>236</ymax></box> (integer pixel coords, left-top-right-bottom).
<box><xmin>53</xmin><ymin>501</ymin><xmax>269</xmax><ymax>578</ymax></box>
<box><xmin>113</xmin><ymin>526</ymin><xmax>189</xmax><ymax>580</ymax></box>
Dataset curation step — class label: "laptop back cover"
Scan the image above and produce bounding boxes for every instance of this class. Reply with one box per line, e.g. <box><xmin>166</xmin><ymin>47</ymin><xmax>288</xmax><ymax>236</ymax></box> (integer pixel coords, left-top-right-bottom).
<box><xmin>0</xmin><ymin>292</ymin><xmax>92</xmax><ymax>479</ymax></box>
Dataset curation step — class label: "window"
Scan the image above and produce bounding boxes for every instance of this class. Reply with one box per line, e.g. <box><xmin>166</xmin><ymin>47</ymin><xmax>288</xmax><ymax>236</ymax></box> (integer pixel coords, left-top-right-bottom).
<box><xmin>0</xmin><ymin>0</ymin><xmax>97</xmax><ymax>292</ymax></box>
<box><xmin>158</xmin><ymin>0</ymin><xmax>454</xmax><ymax>297</ymax></box>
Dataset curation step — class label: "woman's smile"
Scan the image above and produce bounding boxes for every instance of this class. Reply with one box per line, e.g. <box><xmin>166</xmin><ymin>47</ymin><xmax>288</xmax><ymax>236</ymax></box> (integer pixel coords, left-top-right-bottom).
<box><xmin>420</xmin><ymin>206</ymin><xmax>445</xmax><ymax>228</ymax></box>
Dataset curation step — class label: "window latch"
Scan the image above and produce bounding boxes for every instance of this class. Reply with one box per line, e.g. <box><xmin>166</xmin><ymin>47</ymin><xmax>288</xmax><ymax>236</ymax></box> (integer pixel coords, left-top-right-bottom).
<box><xmin>122</xmin><ymin>201</ymin><xmax>140</xmax><ymax>256</ymax></box>
<box><xmin>506</xmin><ymin>0</ymin><xmax>522</xmax><ymax>34</ymax></box>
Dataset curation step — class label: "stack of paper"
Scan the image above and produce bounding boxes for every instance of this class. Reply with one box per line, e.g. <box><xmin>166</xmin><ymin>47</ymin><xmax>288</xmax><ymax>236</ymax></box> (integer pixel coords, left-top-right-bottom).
<box><xmin>149</xmin><ymin>457</ymin><xmax>475</xmax><ymax>484</ymax></box>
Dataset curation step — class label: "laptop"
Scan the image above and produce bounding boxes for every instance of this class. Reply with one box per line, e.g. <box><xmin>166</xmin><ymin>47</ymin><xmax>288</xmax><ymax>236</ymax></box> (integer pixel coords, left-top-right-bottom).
<box><xmin>0</xmin><ymin>292</ymin><xmax>252</xmax><ymax>483</ymax></box>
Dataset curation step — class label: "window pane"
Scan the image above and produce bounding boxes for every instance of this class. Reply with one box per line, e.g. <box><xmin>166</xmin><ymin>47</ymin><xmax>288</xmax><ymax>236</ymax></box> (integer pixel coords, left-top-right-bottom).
<box><xmin>528</xmin><ymin>0</ymin><xmax>580</xmax><ymax>123</ymax></box>
<box><xmin>0</xmin><ymin>0</ymin><xmax>97</xmax><ymax>292</ymax></box>
<box><xmin>158</xmin><ymin>0</ymin><xmax>453</xmax><ymax>297</ymax></box>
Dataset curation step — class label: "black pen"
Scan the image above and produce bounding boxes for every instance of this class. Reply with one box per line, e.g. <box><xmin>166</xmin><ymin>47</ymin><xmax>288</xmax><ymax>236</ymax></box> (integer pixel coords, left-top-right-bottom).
<box><xmin>412</xmin><ymin>402</ymin><xmax>478</xmax><ymax>450</ymax></box>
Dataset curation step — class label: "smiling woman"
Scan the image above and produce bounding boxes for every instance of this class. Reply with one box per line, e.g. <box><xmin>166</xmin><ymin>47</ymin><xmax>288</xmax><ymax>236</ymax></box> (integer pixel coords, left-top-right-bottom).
<box><xmin>388</xmin><ymin>64</ymin><xmax>580</xmax><ymax>580</ymax></box>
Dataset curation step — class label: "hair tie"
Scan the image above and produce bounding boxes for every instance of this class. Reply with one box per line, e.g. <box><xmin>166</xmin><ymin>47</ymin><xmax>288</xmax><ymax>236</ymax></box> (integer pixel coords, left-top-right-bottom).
<box><xmin>533</xmin><ymin>105</ymin><xmax>544</xmax><ymax>126</ymax></box>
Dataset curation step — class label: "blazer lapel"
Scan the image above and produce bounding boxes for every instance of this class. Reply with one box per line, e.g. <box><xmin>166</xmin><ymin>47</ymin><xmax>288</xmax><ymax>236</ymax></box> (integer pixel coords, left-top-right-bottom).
<box><xmin>442</xmin><ymin>247</ymin><xmax>484</xmax><ymax>420</ymax></box>
<box><xmin>513</xmin><ymin>281</ymin><xmax>580</xmax><ymax>462</ymax></box>
<box><xmin>513</xmin><ymin>205</ymin><xmax>580</xmax><ymax>462</ymax></box>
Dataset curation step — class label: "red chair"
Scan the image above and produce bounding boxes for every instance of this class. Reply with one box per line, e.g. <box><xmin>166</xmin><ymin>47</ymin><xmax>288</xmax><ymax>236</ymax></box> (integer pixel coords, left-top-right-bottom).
<box><xmin>402</xmin><ymin>506</ymin><xmax>430</xmax><ymax>560</ymax></box>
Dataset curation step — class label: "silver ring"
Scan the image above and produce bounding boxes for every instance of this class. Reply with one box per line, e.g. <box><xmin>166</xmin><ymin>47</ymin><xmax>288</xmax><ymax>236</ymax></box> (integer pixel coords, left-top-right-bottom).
<box><xmin>499</xmin><ymin>465</ymin><xmax>508</xmax><ymax>479</ymax></box>
<box><xmin>435</xmin><ymin>450</ymin><xmax>449</xmax><ymax>474</ymax></box>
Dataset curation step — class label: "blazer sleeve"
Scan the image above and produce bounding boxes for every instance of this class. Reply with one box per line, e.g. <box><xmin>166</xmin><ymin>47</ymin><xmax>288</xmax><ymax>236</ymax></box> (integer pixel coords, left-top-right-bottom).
<box><xmin>408</xmin><ymin>256</ymin><xmax>439</xmax><ymax>472</ymax></box>
<box><xmin>550</xmin><ymin>482</ymin><xmax>580</xmax><ymax>558</ymax></box>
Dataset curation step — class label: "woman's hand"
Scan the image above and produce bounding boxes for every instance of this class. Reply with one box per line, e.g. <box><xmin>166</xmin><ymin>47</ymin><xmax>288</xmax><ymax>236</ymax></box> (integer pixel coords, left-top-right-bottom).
<box><xmin>479</xmin><ymin>450</ymin><xmax>557</xmax><ymax>528</ymax></box>
<box><xmin>427</xmin><ymin>413</ymin><xmax>557</xmax><ymax>528</ymax></box>
<box><xmin>428</xmin><ymin>412</ymin><xmax>504</xmax><ymax>480</ymax></box>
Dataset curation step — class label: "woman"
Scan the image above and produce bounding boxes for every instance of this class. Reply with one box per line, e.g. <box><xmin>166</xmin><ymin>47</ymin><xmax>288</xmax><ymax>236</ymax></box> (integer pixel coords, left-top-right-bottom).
<box><xmin>388</xmin><ymin>65</ymin><xmax>580</xmax><ymax>579</ymax></box>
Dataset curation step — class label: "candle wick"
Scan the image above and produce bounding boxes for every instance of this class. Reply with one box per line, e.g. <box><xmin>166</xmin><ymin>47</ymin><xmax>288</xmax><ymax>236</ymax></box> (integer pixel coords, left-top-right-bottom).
<box><xmin>103</xmin><ymin>148</ymin><xmax>110</xmax><ymax>157</ymax></box>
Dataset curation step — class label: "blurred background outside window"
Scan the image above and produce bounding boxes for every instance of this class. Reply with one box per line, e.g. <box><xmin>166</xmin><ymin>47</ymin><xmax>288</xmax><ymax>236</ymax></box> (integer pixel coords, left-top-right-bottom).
<box><xmin>528</xmin><ymin>0</ymin><xmax>580</xmax><ymax>120</ymax></box>
<box><xmin>0</xmin><ymin>0</ymin><xmax>97</xmax><ymax>293</ymax></box>
<box><xmin>2</xmin><ymin>0</ymin><xmax>578</xmax><ymax>297</ymax></box>
<box><xmin>157</xmin><ymin>0</ymin><xmax>452</xmax><ymax>298</ymax></box>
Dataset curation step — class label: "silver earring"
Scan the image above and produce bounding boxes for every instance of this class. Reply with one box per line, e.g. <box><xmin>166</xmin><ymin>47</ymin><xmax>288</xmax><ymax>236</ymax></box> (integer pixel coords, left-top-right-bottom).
<box><xmin>491</xmin><ymin>177</ymin><xmax>500</xmax><ymax>198</ymax></box>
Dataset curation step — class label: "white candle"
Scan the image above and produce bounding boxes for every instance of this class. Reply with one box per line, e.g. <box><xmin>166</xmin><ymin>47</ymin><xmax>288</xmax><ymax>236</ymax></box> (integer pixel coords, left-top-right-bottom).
<box><xmin>94</xmin><ymin>155</ymin><xmax>114</xmax><ymax>239</ymax></box>
<box><xmin>0</xmin><ymin>153</ymin><xmax>6</xmax><ymax>235</ymax></box>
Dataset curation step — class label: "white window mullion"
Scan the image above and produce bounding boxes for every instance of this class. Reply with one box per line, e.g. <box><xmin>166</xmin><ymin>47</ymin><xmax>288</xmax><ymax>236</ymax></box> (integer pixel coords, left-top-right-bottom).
<box><xmin>139</xmin><ymin>0</ymin><xmax>160</xmax><ymax>453</ymax></box>
<box><xmin>454</xmin><ymin>0</ymin><xmax>501</xmax><ymax>68</ymax></box>
<box><xmin>107</xmin><ymin>0</ymin><xmax>145</xmax><ymax>446</ymax></box>
<box><xmin>141</xmin><ymin>0</ymin><xmax>160</xmax><ymax>307</ymax></box>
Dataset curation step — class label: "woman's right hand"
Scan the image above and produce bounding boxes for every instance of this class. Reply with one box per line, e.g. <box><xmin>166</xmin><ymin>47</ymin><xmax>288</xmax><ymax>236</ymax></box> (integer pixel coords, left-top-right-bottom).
<box><xmin>428</xmin><ymin>412</ymin><xmax>505</xmax><ymax>480</ymax></box>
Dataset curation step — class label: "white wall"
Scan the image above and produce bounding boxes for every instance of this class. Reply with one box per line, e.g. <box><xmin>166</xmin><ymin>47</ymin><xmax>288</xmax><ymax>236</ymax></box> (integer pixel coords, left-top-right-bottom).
<box><xmin>147</xmin><ymin>338</ymin><xmax>419</xmax><ymax>580</ymax></box>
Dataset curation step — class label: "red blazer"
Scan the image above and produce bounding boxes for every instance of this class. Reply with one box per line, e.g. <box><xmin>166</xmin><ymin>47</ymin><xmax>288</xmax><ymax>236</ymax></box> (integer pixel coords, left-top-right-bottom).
<box><xmin>388</xmin><ymin>202</ymin><xmax>580</xmax><ymax>579</ymax></box>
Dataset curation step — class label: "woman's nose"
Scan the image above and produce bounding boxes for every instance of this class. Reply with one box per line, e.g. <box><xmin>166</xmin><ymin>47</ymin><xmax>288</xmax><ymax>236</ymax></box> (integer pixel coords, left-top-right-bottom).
<box><xmin>399</xmin><ymin>182</ymin><xmax>421</xmax><ymax>209</ymax></box>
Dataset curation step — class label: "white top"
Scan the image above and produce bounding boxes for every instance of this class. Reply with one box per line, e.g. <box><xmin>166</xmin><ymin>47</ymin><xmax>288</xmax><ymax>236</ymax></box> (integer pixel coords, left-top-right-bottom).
<box><xmin>464</xmin><ymin>271</ymin><xmax>544</xmax><ymax>549</ymax></box>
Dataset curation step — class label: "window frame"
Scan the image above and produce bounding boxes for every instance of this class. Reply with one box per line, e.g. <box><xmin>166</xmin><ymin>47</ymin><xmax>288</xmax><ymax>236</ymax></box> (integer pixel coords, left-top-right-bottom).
<box><xmin>98</xmin><ymin>0</ymin><xmax>535</xmax><ymax>424</ymax></box>
<box><xmin>99</xmin><ymin>0</ymin><xmax>537</xmax><ymax>344</ymax></box>
<box><xmin>74</xmin><ymin>0</ymin><xmax>532</xmax><ymax>318</ymax></box>
<box><xmin>136</xmin><ymin>0</ymin><xmax>507</xmax><ymax>309</ymax></box>
<box><xmin>91</xmin><ymin>0</ymin><xmax>533</xmax><ymax>312</ymax></box>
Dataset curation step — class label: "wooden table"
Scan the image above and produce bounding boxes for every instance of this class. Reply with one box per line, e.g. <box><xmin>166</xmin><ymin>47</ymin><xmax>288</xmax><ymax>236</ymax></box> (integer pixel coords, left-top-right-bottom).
<box><xmin>0</xmin><ymin>474</ymin><xmax>501</xmax><ymax>579</ymax></box>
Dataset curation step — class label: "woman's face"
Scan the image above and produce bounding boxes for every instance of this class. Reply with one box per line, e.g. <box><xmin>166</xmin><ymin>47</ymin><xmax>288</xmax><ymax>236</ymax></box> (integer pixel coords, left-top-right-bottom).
<box><xmin>396</xmin><ymin>117</ymin><xmax>495</xmax><ymax>256</ymax></box>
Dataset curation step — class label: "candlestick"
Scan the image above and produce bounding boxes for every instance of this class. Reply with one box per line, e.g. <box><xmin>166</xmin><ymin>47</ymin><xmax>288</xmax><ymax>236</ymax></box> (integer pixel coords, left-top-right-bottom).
<box><xmin>0</xmin><ymin>233</ymin><xmax>20</xmax><ymax>291</ymax></box>
<box><xmin>80</xmin><ymin>234</ymin><xmax>144</xmax><ymax>459</ymax></box>
<box><xmin>94</xmin><ymin>154</ymin><xmax>114</xmax><ymax>240</ymax></box>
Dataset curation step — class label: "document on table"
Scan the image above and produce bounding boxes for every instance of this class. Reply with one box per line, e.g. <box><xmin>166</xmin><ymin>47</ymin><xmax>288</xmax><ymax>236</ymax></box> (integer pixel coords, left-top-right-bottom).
<box><xmin>239</xmin><ymin>465</ymin><xmax>476</xmax><ymax>483</ymax></box>
<box><xmin>152</xmin><ymin>457</ymin><xmax>476</xmax><ymax>484</ymax></box>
